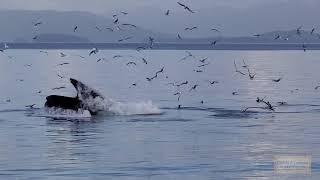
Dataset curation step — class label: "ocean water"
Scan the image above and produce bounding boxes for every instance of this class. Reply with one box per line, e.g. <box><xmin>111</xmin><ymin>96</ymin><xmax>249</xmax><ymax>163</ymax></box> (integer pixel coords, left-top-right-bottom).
<box><xmin>0</xmin><ymin>49</ymin><xmax>320</xmax><ymax>179</ymax></box>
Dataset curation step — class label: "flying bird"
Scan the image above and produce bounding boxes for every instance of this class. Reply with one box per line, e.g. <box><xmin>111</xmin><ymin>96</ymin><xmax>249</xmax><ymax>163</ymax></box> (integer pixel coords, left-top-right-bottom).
<box><xmin>136</xmin><ymin>46</ymin><xmax>146</xmax><ymax>52</ymax></box>
<box><xmin>177</xmin><ymin>34</ymin><xmax>182</xmax><ymax>40</ymax></box>
<box><xmin>272</xmin><ymin>78</ymin><xmax>282</xmax><ymax>82</ymax></box>
<box><xmin>113</xmin><ymin>18</ymin><xmax>119</xmax><ymax>24</ymax></box>
<box><xmin>274</xmin><ymin>34</ymin><xmax>281</xmax><ymax>40</ymax></box>
<box><xmin>25</xmin><ymin>104</ymin><xmax>36</xmax><ymax>109</ymax></box>
<box><xmin>165</xmin><ymin>10</ymin><xmax>170</xmax><ymax>16</ymax></box>
<box><xmin>149</xmin><ymin>37</ymin><xmax>155</xmax><ymax>49</ymax></box>
<box><xmin>311</xmin><ymin>28</ymin><xmax>316</xmax><ymax>34</ymax></box>
<box><xmin>198</xmin><ymin>63</ymin><xmax>210</xmax><ymax>68</ymax></box>
<box><xmin>40</xmin><ymin>50</ymin><xmax>48</xmax><ymax>55</ymax></box>
<box><xmin>118</xmin><ymin>36</ymin><xmax>133</xmax><ymax>42</ymax></box>
<box><xmin>57</xmin><ymin>63</ymin><xmax>69</xmax><ymax>66</ymax></box>
<box><xmin>34</xmin><ymin>22</ymin><xmax>42</xmax><ymax>27</ymax></box>
<box><xmin>199</xmin><ymin>57</ymin><xmax>208</xmax><ymax>63</ymax></box>
<box><xmin>234</xmin><ymin>60</ymin><xmax>246</xmax><ymax>76</ymax></box>
<box><xmin>211</xmin><ymin>28</ymin><xmax>220</xmax><ymax>32</ymax></box>
<box><xmin>73</xmin><ymin>26</ymin><xmax>78</xmax><ymax>32</ymax></box>
<box><xmin>89</xmin><ymin>48</ymin><xmax>99</xmax><ymax>56</ymax></box>
<box><xmin>189</xmin><ymin>84</ymin><xmax>199</xmax><ymax>92</ymax></box>
<box><xmin>60</xmin><ymin>52</ymin><xmax>67</xmax><ymax>57</ymax></box>
<box><xmin>180</xmin><ymin>51</ymin><xmax>194</xmax><ymax>61</ymax></box>
<box><xmin>126</xmin><ymin>61</ymin><xmax>137</xmax><ymax>66</ymax></box>
<box><xmin>122</xmin><ymin>23</ymin><xmax>137</xmax><ymax>28</ymax></box>
<box><xmin>296</xmin><ymin>26</ymin><xmax>303</xmax><ymax>36</ymax></box>
<box><xmin>185</xmin><ymin>26</ymin><xmax>197</xmax><ymax>31</ymax></box>
<box><xmin>211</xmin><ymin>40</ymin><xmax>218</xmax><ymax>46</ymax></box>
<box><xmin>95</xmin><ymin>26</ymin><xmax>102</xmax><ymax>32</ymax></box>
<box><xmin>177</xmin><ymin>2</ymin><xmax>195</xmax><ymax>13</ymax></box>
<box><xmin>142</xmin><ymin>58</ymin><xmax>148</xmax><ymax>64</ymax></box>
<box><xmin>106</xmin><ymin>27</ymin><xmax>114</xmax><ymax>32</ymax></box>
<box><xmin>52</xmin><ymin>86</ymin><xmax>66</xmax><ymax>90</ymax></box>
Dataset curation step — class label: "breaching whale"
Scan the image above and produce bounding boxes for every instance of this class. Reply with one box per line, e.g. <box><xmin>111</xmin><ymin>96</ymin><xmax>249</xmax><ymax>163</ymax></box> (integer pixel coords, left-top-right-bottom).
<box><xmin>45</xmin><ymin>78</ymin><xmax>105</xmax><ymax>115</ymax></box>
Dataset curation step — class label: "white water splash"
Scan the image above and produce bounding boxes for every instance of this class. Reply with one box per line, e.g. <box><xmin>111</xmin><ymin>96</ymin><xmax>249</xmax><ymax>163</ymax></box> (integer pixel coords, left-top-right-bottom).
<box><xmin>42</xmin><ymin>107</ymin><xmax>92</xmax><ymax>119</ymax></box>
<box><xmin>107</xmin><ymin>100</ymin><xmax>161</xmax><ymax>115</ymax></box>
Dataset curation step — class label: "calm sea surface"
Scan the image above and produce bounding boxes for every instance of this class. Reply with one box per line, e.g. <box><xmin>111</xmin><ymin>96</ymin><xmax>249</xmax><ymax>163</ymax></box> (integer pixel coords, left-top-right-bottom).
<box><xmin>0</xmin><ymin>49</ymin><xmax>320</xmax><ymax>179</ymax></box>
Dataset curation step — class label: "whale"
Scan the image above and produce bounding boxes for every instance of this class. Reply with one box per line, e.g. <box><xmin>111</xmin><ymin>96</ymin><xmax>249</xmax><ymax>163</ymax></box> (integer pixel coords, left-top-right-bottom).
<box><xmin>45</xmin><ymin>78</ymin><xmax>105</xmax><ymax>115</ymax></box>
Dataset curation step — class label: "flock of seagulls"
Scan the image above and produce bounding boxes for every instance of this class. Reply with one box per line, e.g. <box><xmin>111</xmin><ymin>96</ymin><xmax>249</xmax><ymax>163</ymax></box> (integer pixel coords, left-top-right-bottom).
<box><xmin>0</xmin><ymin>2</ymin><xmax>319</xmax><ymax>112</ymax></box>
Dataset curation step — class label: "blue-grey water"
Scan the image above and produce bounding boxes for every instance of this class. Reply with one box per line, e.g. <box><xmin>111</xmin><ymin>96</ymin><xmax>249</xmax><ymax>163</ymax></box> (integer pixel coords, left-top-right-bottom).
<box><xmin>0</xmin><ymin>49</ymin><xmax>320</xmax><ymax>179</ymax></box>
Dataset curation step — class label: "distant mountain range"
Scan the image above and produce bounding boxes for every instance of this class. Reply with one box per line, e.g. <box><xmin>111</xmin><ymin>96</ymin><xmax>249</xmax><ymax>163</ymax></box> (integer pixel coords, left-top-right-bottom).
<box><xmin>1</xmin><ymin>10</ymin><xmax>320</xmax><ymax>44</ymax></box>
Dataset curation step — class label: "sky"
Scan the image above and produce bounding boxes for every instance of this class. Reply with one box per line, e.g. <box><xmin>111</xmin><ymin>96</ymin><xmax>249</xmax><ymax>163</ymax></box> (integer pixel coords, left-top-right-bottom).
<box><xmin>0</xmin><ymin>0</ymin><xmax>319</xmax><ymax>37</ymax></box>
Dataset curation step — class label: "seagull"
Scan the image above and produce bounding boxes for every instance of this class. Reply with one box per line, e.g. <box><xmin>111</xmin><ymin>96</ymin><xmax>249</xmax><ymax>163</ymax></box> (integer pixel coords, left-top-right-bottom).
<box><xmin>194</xmin><ymin>70</ymin><xmax>203</xmax><ymax>73</ymax></box>
<box><xmin>126</xmin><ymin>61</ymin><xmax>137</xmax><ymax>66</ymax></box>
<box><xmin>232</xmin><ymin>91</ymin><xmax>238</xmax><ymax>95</ymax></box>
<box><xmin>97</xmin><ymin>58</ymin><xmax>107</xmax><ymax>62</ymax></box>
<box><xmin>118</xmin><ymin>36</ymin><xmax>133</xmax><ymax>42</ymax></box>
<box><xmin>178</xmin><ymin>34</ymin><xmax>182</xmax><ymax>40</ymax></box>
<box><xmin>199</xmin><ymin>57</ymin><xmax>208</xmax><ymax>63</ymax></box>
<box><xmin>95</xmin><ymin>26</ymin><xmax>102</xmax><ymax>32</ymax></box>
<box><xmin>121</xmin><ymin>11</ymin><xmax>128</xmax><ymax>15</ymax></box>
<box><xmin>176</xmin><ymin>81</ymin><xmax>188</xmax><ymax>87</ymax></box>
<box><xmin>113</xmin><ymin>18</ymin><xmax>119</xmax><ymax>24</ymax></box>
<box><xmin>40</xmin><ymin>50</ymin><xmax>48</xmax><ymax>55</ymax></box>
<box><xmin>52</xmin><ymin>86</ymin><xmax>66</xmax><ymax>90</ymax></box>
<box><xmin>57</xmin><ymin>73</ymin><xmax>64</xmax><ymax>79</ymax></box>
<box><xmin>57</xmin><ymin>63</ymin><xmax>69</xmax><ymax>66</ymax></box>
<box><xmin>247</xmin><ymin>69</ymin><xmax>256</xmax><ymax>80</ymax></box>
<box><xmin>234</xmin><ymin>60</ymin><xmax>246</xmax><ymax>76</ymax></box>
<box><xmin>106</xmin><ymin>27</ymin><xmax>114</xmax><ymax>32</ymax></box>
<box><xmin>208</xmin><ymin>80</ymin><xmax>219</xmax><ymax>85</ymax></box>
<box><xmin>253</xmin><ymin>34</ymin><xmax>262</xmax><ymax>37</ymax></box>
<box><xmin>272</xmin><ymin>78</ymin><xmax>282</xmax><ymax>82</ymax></box>
<box><xmin>185</xmin><ymin>26</ymin><xmax>197</xmax><ymax>31</ymax></box>
<box><xmin>315</xmin><ymin>86</ymin><xmax>320</xmax><ymax>90</ymax></box>
<box><xmin>198</xmin><ymin>63</ymin><xmax>210</xmax><ymax>68</ymax></box>
<box><xmin>4</xmin><ymin>43</ymin><xmax>9</xmax><ymax>49</ymax></box>
<box><xmin>25</xmin><ymin>104</ymin><xmax>36</xmax><ymax>109</ymax></box>
<box><xmin>211</xmin><ymin>28</ymin><xmax>220</xmax><ymax>32</ymax></box>
<box><xmin>136</xmin><ymin>46</ymin><xmax>146</xmax><ymax>52</ymax></box>
<box><xmin>113</xmin><ymin>55</ymin><xmax>124</xmax><ymax>59</ymax></box>
<box><xmin>89</xmin><ymin>48</ymin><xmax>99</xmax><ymax>56</ymax></box>
<box><xmin>74</xmin><ymin>26</ymin><xmax>78</xmax><ymax>32</ymax></box>
<box><xmin>149</xmin><ymin>37</ymin><xmax>155</xmax><ymax>49</ymax></box>
<box><xmin>274</xmin><ymin>34</ymin><xmax>281</xmax><ymax>40</ymax></box>
<box><xmin>311</xmin><ymin>28</ymin><xmax>316</xmax><ymax>35</ymax></box>
<box><xmin>122</xmin><ymin>23</ymin><xmax>137</xmax><ymax>28</ymax></box>
<box><xmin>34</xmin><ymin>22</ymin><xmax>42</xmax><ymax>27</ymax></box>
<box><xmin>189</xmin><ymin>84</ymin><xmax>199</xmax><ymax>92</ymax></box>
<box><xmin>211</xmin><ymin>40</ymin><xmax>218</xmax><ymax>46</ymax></box>
<box><xmin>180</xmin><ymin>51</ymin><xmax>194</xmax><ymax>61</ymax></box>
<box><xmin>142</xmin><ymin>58</ymin><xmax>148</xmax><ymax>64</ymax></box>
<box><xmin>296</xmin><ymin>26</ymin><xmax>303</xmax><ymax>36</ymax></box>
<box><xmin>146</xmin><ymin>74</ymin><xmax>158</xmax><ymax>82</ymax></box>
<box><xmin>115</xmin><ymin>26</ymin><xmax>123</xmax><ymax>31</ymax></box>
<box><xmin>165</xmin><ymin>10</ymin><xmax>170</xmax><ymax>16</ymax></box>
<box><xmin>155</xmin><ymin>67</ymin><xmax>164</xmax><ymax>76</ymax></box>
<box><xmin>173</xmin><ymin>91</ymin><xmax>182</xmax><ymax>101</ymax></box>
<box><xmin>302</xmin><ymin>44</ymin><xmax>307</xmax><ymax>52</ymax></box>
<box><xmin>60</xmin><ymin>52</ymin><xmax>67</xmax><ymax>57</ymax></box>
<box><xmin>241</xmin><ymin>59</ymin><xmax>248</xmax><ymax>68</ymax></box>
<box><xmin>32</xmin><ymin>36</ymin><xmax>38</xmax><ymax>40</ymax></box>
<box><xmin>177</xmin><ymin>2</ymin><xmax>195</xmax><ymax>13</ymax></box>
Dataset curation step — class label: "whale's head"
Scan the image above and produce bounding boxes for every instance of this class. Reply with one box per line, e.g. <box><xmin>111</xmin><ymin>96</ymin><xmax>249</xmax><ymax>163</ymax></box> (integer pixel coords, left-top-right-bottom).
<box><xmin>70</xmin><ymin>78</ymin><xmax>106</xmax><ymax>114</ymax></box>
